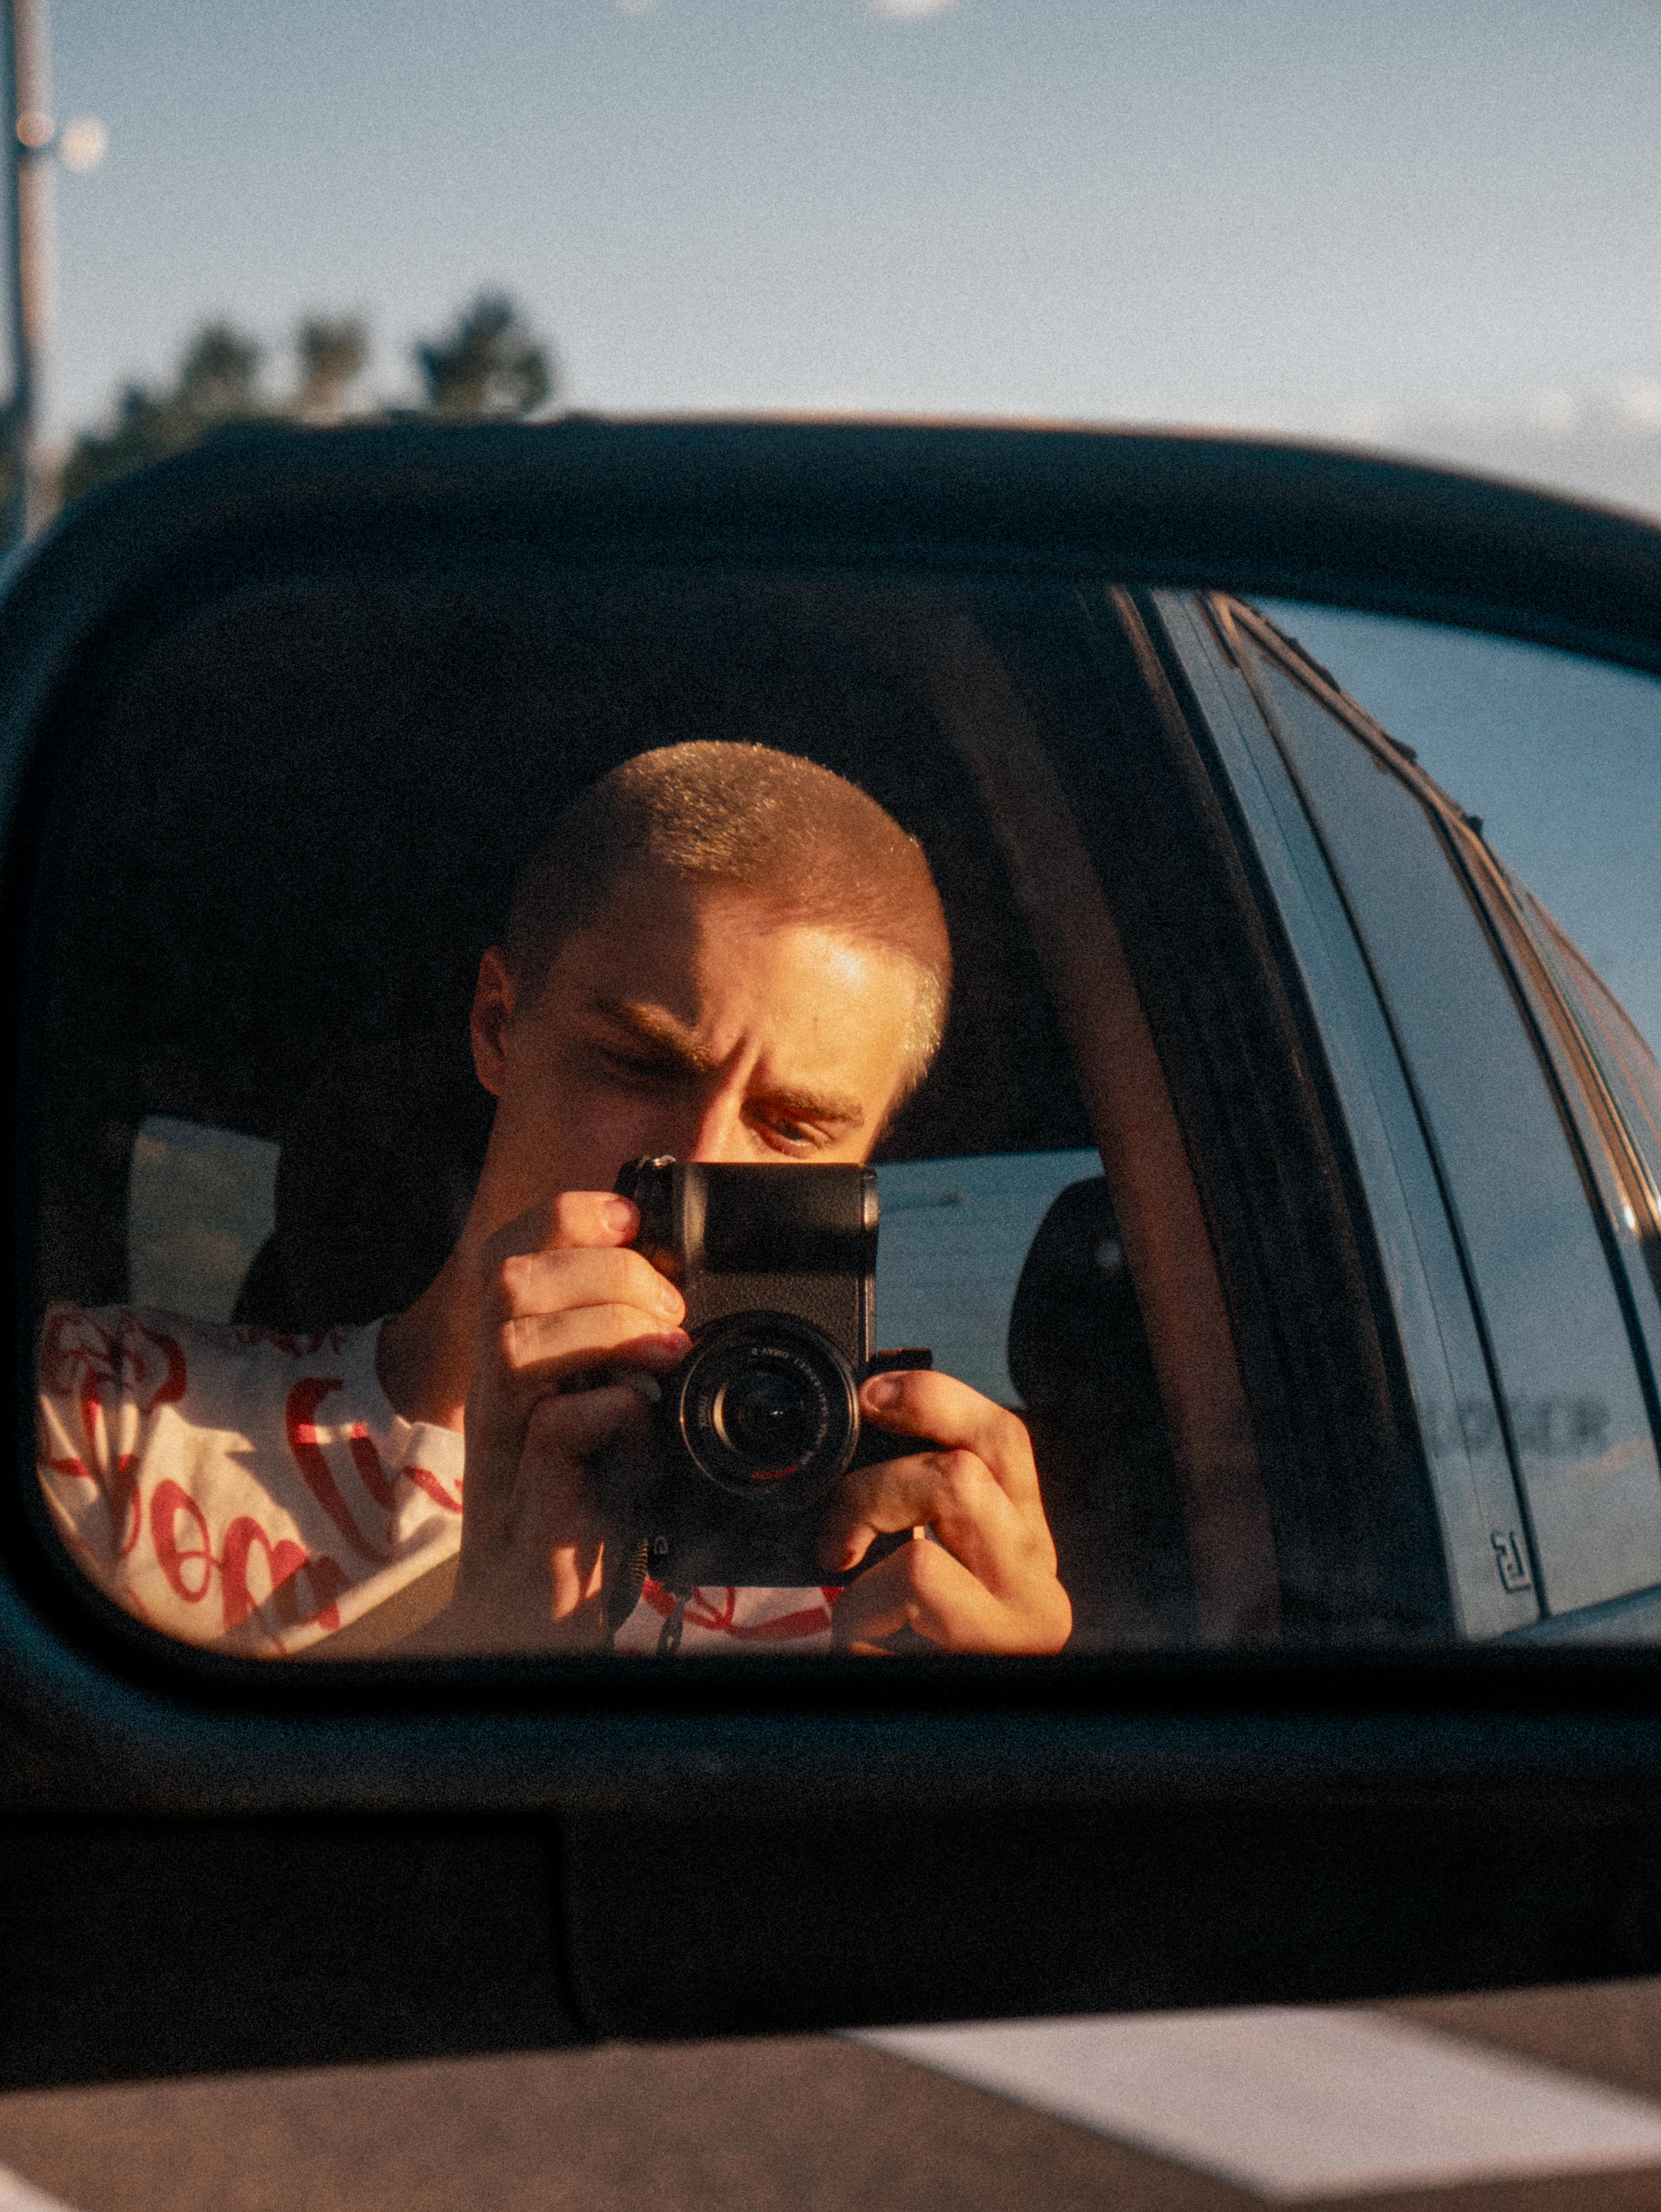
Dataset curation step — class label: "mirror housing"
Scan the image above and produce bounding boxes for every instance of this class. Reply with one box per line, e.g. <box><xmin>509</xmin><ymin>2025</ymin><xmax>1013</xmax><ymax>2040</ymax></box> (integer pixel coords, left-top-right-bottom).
<box><xmin>7</xmin><ymin>418</ymin><xmax>1661</xmax><ymax>2085</ymax></box>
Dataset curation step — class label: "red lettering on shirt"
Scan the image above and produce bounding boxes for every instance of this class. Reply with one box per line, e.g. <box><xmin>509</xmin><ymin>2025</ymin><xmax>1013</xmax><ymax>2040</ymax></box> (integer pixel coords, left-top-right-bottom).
<box><xmin>404</xmin><ymin>1463</ymin><xmax>463</xmax><ymax>1514</ymax></box>
<box><xmin>219</xmin><ymin>1516</ymin><xmax>313</xmax><ymax>1632</ymax></box>
<box><xmin>270</xmin><ymin>1550</ymin><xmax>350</xmax><ymax>1637</ymax></box>
<box><xmin>345</xmin><ymin>1424</ymin><xmax>401</xmax><ymax>1512</ymax></box>
<box><xmin>151</xmin><ymin>1478</ymin><xmax>347</xmax><ymax>1642</ymax></box>
<box><xmin>638</xmin><ymin>1579</ymin><xmax>833</xmax><ymax>1643</ymax></box>
<box><xmin>40</xmin><ymin>1310</ymin><xmax>187</xmax><ymax>1557</ymax></box>
<box><xmin>150</xmin><ymin>1478</ymin><xmax>215</xmax><ymax>1603</ymax></box>
<box><xmin>285</xmin><ymin>1376</ymin><xmax>391</xmax><ymax>1564</ymax></box>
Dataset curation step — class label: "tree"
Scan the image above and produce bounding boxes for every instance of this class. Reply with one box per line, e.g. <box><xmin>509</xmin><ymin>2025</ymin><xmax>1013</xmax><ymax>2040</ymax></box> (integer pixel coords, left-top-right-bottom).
<box><xmin>175</xmin><ymin>322</ymin><xmax>265</xmax><ymax>422</ymax></box>
<box><xmin>57</xmin><ymin>290</ymin><xmax>559</xmax><ymax>513</ymax></box>
<box><xmin>412</xmin><ymin>293</ymin><xmax>555</xmax><ymax>418</ymax></box>
<box><xmin>59</xmin><ymin>319</ymin><xmax>275</xmax><ymax>508</ymax></box>
<box><xmin>294</xmin><ymin>317</ymin><xmax>369</xmax><ymax>423</ymax></box>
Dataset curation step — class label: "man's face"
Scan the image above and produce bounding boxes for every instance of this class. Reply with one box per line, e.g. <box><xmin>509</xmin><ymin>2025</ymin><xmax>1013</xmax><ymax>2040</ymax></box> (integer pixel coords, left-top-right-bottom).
<box><xmin>470</xmin><ymin>869</ymin><xmax>922</xmax><ymax>1227</ymax></box>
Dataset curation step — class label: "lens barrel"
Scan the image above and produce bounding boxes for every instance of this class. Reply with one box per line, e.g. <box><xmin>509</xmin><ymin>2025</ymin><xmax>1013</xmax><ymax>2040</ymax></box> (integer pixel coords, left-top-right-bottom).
<box><xmin>666</xmin><ymin>1311</ymin><xmax>861</xmax><ymax>1511</ymax></box>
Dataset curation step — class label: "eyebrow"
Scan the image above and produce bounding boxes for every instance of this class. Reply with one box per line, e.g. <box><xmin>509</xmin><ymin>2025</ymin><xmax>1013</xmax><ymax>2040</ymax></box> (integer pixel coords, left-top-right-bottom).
<box><xmin>590</xmin><ymin>997</ymin><xmax>867</xmax><ymax>1129</ymax></box>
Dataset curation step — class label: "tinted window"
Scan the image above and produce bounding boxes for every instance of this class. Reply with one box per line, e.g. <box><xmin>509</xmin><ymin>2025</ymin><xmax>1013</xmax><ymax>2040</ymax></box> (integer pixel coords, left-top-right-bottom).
<box><xmin>1155</xmin><ymin>594</ymin><xmax>1535</xmax><ymax>1639</ymax></box>
<box><xmin>1253</xmin><ymin>604</ymin><xmax>1661</xmax><ymax>1061</ymax></box>
<box><xmin>1238</xmin><ymin>633</ymin><xmax>1661</xmax><ymax>1617</ymax></box>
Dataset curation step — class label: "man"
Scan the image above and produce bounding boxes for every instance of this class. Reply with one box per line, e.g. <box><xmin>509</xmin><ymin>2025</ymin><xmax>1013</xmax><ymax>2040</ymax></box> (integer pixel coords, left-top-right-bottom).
<box><xmin>39</xmin><ymin>744</ymin><xmax>1072</xmax><ymax>1659</ymax></box>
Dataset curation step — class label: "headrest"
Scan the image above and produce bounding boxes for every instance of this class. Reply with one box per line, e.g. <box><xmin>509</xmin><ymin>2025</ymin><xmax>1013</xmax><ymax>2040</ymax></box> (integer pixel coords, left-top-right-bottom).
<box><xmin>1006</xmin><ymin>1176</ymin><xmax>1132</xmax><ymax>1412</ymax></box>
<box><xmin>234</xmin><ymin>1027</ymin><xmax>494</xmax><ymax>1329</ymax></box>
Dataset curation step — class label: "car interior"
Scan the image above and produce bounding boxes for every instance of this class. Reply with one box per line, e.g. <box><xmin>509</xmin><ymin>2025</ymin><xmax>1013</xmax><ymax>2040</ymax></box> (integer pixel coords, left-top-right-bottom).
<box><xmin>25</xmin><ymin>566</ymin><xmax>1300</xmax><ymax>1655</ymax></box>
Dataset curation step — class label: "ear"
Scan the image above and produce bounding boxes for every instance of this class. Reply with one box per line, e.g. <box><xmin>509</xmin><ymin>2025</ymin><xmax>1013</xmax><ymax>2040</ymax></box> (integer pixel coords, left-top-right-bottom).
<box><xmin>470</xmin><ymin>947</ymin><xmax>517</xmax><ymax>1098</ymax></box>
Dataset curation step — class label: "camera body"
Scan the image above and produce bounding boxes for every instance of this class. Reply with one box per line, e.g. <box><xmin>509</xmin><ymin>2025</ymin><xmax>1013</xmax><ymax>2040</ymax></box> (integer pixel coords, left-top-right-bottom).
<box><xmin>616</xmin><ymin>1156</ymin><xmax>930</xmax><ymax>1592</ymax></box>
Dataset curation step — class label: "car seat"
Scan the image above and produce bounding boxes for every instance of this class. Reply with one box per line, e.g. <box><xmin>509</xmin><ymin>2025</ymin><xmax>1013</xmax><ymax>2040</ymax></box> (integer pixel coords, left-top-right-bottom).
<box><xmin>1006</xmin><ymin>1176</ymin><xmax>1193</xmax><ymax>1648</ymax></box>
<box><xmin>232</xmin><ymin>1026</ymin><xmax>494</xmax><ymax>1330</ymax></box>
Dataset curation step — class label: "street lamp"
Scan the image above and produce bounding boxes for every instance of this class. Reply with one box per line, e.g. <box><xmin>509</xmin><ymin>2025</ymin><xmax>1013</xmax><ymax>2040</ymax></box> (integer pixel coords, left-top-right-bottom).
<box><xmin>4</xmin><ymin>0</ymin><xmax>105</xmax><ymax>544</ymax></box>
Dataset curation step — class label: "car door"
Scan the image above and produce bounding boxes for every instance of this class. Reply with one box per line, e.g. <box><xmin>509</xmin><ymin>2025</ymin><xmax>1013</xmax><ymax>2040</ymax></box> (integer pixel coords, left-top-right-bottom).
<box><xmin>1152</xmin><ymin>588</ymin><xmax>1661</xmax><ymax>1639</ymax></box>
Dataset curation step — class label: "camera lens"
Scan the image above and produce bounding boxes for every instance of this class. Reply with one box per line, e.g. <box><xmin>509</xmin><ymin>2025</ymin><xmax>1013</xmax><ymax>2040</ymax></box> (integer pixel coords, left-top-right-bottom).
<box><xmin>715</xmin><ymin>1365</ymin><xmax>821</xmax><ymax>1475</ymax></box>
<box><xmin>669</xmin><ymin>1311</ymin><xmax>861</xmax><ymax>1509</ymax></box>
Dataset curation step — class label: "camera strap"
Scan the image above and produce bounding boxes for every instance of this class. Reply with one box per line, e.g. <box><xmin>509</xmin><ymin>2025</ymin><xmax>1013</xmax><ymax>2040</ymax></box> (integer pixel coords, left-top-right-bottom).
<box><xmin>657</xmin><ymin>1592</ymin><xmax>688</xmax><ymax>1658</ymax></box>
<box><xmin>603</xmin><ymin>1534</ymin><xmax>650</xmax><ymax>1645</ymax></box>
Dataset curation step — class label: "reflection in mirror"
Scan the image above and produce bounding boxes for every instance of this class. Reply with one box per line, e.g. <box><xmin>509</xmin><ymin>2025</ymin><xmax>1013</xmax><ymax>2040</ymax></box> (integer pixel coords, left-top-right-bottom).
<box><xmin>31</xmin><ymin>572</ymin><xmax>1661</xmax><ymax>1659</ymax></box>
<box><xmin>33</xmin><ymin>574</ymin><xmax>1228</xmax><ymax>1662</ymax></box>
<box><xmin>1197</xmin><ymin>599</ymin><xmax>1661</xmax><ymax>1646</ymax></box>
<box><xmin>1254</xmin><ymin>602</ymin><xmax>1661</xmax><ymax>1061</ymax></box>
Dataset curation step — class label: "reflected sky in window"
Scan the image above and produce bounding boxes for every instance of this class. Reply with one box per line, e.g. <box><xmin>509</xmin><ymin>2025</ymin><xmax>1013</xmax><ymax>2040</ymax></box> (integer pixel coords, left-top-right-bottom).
<box><xmin>1256</xmin><ymin>604</ymin><xmax>1661</xmax><ymax>1063</ymax></box>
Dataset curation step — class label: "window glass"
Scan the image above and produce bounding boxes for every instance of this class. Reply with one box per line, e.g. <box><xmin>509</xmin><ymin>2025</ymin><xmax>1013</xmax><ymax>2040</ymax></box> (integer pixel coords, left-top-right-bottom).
<box><xmin>1253</xmin><ymin>603</ymin><xmax>1661</xmax><ymax>1060</ymax></box>
<box><xmin>1154</xmin><ymin>594</ymin><xmax>1536</xmax><ymax>1640</ymax></box>
<box><xmin>1250</xmin><ymin>603</ymin><xmax>1661</xmax><ymax>1586</ymax></box>
<box><xmin>1237</xmin><ymin>631</ymin><xmax>1661</xmax><ymax>1617</ymax></box>
<box><xmin>28</xmin><ymin>573</ymin><xmax>1216</xmax><ymax>1665</ymax></box>
<box><xmin>127</xmin><ymin>1117</ymin><xmax>279</xmax><ymax>1323</ymax></box>
<box><xmin>874</xmin><ymin>1149</ymin><xmax>1099</xmax><ymax>1406</ymax></box>
<box><xmin>1517</xmin><ymin>895</ymin><xmax>1661</xmax><ymax>1218</ymax></box>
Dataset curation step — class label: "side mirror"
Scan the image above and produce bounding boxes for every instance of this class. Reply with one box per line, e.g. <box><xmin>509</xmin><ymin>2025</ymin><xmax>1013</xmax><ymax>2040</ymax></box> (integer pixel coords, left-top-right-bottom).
<box><xmin>7</xmin><ymin>420</ymin><xmax>1661</xmax><ymax>2087</ymax></box>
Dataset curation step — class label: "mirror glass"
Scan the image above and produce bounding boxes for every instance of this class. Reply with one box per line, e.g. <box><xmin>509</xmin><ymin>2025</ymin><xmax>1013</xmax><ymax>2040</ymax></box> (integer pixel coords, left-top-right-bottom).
<box><xmin>28</xmin><ymin>567</ymin><xmax>1661</xmax><ymax>1657</ymax></box>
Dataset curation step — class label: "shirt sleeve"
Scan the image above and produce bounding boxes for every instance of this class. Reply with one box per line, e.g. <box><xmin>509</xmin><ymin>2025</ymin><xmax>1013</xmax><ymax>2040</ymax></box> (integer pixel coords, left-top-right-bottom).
<box><xmin>36</xmin><ymin>1302</ymin><xmax>190</xmax><ymax>1626</ymax></box>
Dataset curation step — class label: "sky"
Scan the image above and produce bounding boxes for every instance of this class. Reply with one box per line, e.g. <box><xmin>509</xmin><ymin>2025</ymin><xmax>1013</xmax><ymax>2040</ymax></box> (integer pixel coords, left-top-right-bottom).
<box><xmin>31</xmin><ymin>0</ymin><xmax>1661</xmax><ymax>1072</ymax></box>
<box><xmin>37</xmin><ymin>0</ymin><xmax>1661</xmax><ymax>512</ymax></box>
<box><xmin>1258</xmin><ymin>604</ymin><xmax>1661</xmax><ymax>1059</ymax></box>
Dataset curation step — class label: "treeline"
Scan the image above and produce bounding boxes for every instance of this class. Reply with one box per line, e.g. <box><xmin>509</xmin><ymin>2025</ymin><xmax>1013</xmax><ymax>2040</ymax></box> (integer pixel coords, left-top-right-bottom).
<box><xmin>60</xmin><ymin>292</ymin><xmax>556</xmax><ymax>509</ymax></box>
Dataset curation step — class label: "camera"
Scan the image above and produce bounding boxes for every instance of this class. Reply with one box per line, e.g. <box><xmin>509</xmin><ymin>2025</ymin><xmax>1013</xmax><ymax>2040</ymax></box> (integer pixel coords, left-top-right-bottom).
<box><xmin>614</xmin><ymin>1155</ymin><xmax>931</xmax><ymax>1593</ymax></box>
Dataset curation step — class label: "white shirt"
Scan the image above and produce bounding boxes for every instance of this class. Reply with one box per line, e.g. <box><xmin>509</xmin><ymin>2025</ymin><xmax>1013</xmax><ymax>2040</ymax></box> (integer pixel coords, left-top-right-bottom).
<box><xmin>36</xmin><ymin>1304</ymin><xmax>839</xmax><ymax>1659</ymax></box>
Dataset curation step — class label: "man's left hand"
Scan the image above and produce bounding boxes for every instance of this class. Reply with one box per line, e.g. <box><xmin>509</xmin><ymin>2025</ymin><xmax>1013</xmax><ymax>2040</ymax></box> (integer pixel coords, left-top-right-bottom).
<box><xmin>816</xmin><ymin>1369</ymin><xmax>1072</xmax><ymax>1655</ymax></box>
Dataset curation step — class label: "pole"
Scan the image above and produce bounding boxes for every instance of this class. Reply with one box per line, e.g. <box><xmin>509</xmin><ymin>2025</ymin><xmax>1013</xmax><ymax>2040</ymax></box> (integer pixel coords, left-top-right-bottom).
<box><xmin>5</xmin><ymin>0</ymin><xmax>52</xmax><ymax>541</ymax></box>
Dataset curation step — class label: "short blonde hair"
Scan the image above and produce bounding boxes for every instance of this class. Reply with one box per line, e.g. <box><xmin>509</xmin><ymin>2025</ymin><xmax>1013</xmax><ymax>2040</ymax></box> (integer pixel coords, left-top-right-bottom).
<box><xmin>505</xmin><ymin>742</ymin><xmax>952</xmax><ymax>1100</ymax></box>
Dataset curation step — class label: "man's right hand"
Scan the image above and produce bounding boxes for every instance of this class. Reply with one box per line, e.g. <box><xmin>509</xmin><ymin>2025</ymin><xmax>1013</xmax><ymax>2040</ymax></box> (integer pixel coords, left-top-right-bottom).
<box><xmin>424</xmin><ymin>1191</ymin><xmax>689</xmax><ymax>1654</ymax></box>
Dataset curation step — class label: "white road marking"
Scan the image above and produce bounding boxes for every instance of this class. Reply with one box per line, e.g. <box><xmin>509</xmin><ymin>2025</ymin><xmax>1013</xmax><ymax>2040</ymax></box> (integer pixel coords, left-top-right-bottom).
<box><xmin>854</xmin><ymin>2007</ymin><xmax>1661</xmax><ymax>2200</ymax></box>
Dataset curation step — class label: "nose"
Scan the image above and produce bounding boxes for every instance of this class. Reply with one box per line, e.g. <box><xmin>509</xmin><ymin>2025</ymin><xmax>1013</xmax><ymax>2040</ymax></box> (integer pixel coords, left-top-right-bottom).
<box><xmin>683</xmin><ymin>1077</ymin><xmax>750</xmax><ymax>1163</ymax></box>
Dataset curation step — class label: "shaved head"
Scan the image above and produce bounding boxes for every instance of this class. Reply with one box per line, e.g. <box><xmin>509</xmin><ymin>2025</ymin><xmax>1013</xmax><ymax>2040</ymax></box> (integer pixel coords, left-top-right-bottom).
<box><xmin>505</xmin><ymin>743</ymin><xmax>952</xmax><ymax>1101</ymax></box>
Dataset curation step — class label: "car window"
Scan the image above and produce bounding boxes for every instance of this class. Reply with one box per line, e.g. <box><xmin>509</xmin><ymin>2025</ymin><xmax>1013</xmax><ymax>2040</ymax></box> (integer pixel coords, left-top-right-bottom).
<box><xmin>1227</xmin><ymin>612</ymin><xmax>1661</xmax><ymax>1621</ymax></box>
<box><xmin>1514</xmin><ymin>894</ymin><xmax>1661</xmax><ymax>1224</ymax></box>
<box><xmin>873</xmin><ymin>1149</ymin><xmax>1100</xmax><ymax>1406</ymax></box>
<box><xmin>1251</xmin><ymin>603</ymin><xmax>1661</xmax><ymax>1063</ymax></box>
<box><xmin>129</xmin><ymin>1124</ymin><xmax>1097</xmax><ymax>1415</ymax></box>
<box><xmin>1152</xmin><ymin>594</ymin><xmax>1537</xmax><ymax>1640</ymax></box>
<box><xmin>127</xmin><ymin>1116</ymin><xmax>280</xmax><ymax>1323</ymax></box>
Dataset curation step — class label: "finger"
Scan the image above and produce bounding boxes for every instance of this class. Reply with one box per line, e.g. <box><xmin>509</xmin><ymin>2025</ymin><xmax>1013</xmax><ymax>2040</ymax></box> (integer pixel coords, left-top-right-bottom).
<box><xmin>859</xmin><ymin>1369</ymin><xmax>1043</xmax><ymax>1512</ymax></box>
<box><xmin>493</xmin><ymin>1244</ymin><xmax>685</xmax><ymax>1328</ymax></box>
<box><xmin>816</xmin><ymin>1446</ymin><xmax>1022</xmax><ymax>1583</ymax></box>
<box><xmin>832</xmin><ymin>1538</ymin><xmax>1033</xmax><ymax>1654</ymax></box>
<box><xmin>485</xmin><ymin>1189</ymin><xmax>642</xmax><ymax>1268</ymax></box>
<box><xmin>501</xmin><ymin>1307</ymin><xmax>689</xmax><ymax>1382</ymax></box>
<box><xmin>470</xmin><ymin>1323</ymin><xmax>686</xmax><ymax>1458</ymax></box>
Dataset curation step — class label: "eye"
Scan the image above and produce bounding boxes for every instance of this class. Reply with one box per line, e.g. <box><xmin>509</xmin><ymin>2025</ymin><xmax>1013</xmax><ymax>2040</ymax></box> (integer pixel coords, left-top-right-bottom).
<box><xmin>754</xmin><ymin>1109</ymin><xmax>823</xmax><ymax>1155</ymax></box>
<box><xmin>596</xmin><ymin>1046</ymin><xmax>683</xmax><ymax>1087</ymax></box>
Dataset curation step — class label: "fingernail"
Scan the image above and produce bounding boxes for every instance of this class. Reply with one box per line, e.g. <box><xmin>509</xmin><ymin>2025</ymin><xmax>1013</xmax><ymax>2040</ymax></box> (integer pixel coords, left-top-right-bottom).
<box><xmin>654</xmin><ymin>1329</ymin><xmax>691</xmax><ymax>1357</ymax></box>
<box><xmin>601</xmin><ymin>1197</ymin><xmax>638</xmax><ymax>1235</ymax></box>
<box><xmin>656</xmin><ymin>1277</ymin><xmax>685</xmax><ymax>1317</ymax></box>
<box><xmin>863</xmin><ymin>1374</ymin><xmax>901</xmax><ymax>1409</ymax></box>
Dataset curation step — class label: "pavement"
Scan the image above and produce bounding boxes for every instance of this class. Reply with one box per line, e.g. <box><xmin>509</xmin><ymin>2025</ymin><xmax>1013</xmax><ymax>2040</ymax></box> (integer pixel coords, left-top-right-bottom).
<box><xmin>4</xmin><ymin>1981</ymin><xmax>1661</xmax><ymax>2211</ymax></box>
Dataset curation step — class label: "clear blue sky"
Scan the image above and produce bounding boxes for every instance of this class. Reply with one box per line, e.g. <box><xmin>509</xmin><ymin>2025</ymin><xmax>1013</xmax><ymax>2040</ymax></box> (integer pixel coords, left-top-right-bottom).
<box><xmin>42</xmin><ymin>0</ymin><xmax>1661</xmax><ymax>509</ymax></box>
<box><xmin>1260</xmin><ymin>605</ymin><xmax>1661</xmax><ymax>1059</ymax></box>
